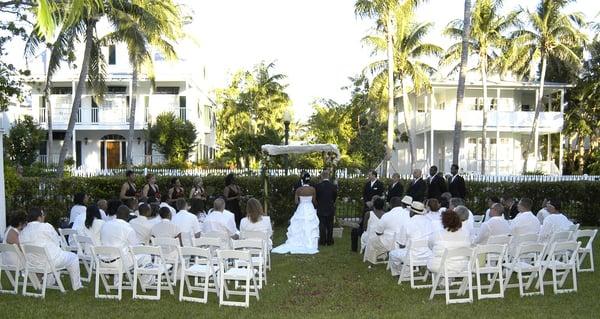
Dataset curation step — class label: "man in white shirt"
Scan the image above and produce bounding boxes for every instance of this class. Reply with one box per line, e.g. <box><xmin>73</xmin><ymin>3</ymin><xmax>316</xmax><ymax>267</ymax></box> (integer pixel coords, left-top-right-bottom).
<box><xmin>536</xmin><ymin>199</ymin><xmax>550</xmax><ymax>224</ymax></box>
<box><xmin>100</xmin><ymin>205</ymin><xmax>144</xmax><ymax>269</ymax></box>
<box><xmin>159</xmin><ymin>198</ymin><xmax>177</xmax><ymax>215</ymax></box>
<box><xmin>20</xmin><ymin>208</ymin><xmax>82</xmax><ymax>290</ymax></box>
<box><xmin>449</xmin><ymin>198</ymin><xmax>475</xmax><ymax>237</ymax></box>
<box><xmin>473</xmin><ymin>203</ymin><xmax>511</xmax><ymax>244</ymax></box>
<box><xmin>171</xmin><ymin>198</ymin><xmax>202</xmax><ymax>246</ymax></box>
<box><xmin>510</xmin><ymin>198</ymin><xmax>541</xmax><ymax>236</ymax></box>
<box><xmin>202</xmin><ymin>198</ymin><xmax>239</xmax><ymax>238</ymax></box>
<box><xmin>129</xmin><ymin>204</ymin><xmax>154</xmax><ymax>245</ymax></box>
<box><xmin>539</xmin><ymin>199</ymin><xmax>573</xmax><ymax>242</ymax></box>
<box><xmin>484</xmin><ymin>196</ymin><xmax>501</xmax><ymax>221</ymax></box>
<box><xmin>151</xmin><ymin>207</ymin><xmax>182</xmax><ymax>241</ymax></box>
<box><xmin>371</xmin><ymin>196</ymin><xmax>411</xmax><ymax>255</ymax></box>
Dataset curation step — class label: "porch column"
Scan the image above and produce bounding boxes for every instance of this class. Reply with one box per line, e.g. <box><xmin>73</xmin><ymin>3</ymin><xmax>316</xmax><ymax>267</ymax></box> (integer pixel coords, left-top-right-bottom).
<box><xmin>0</xmin><ymin>131</ymin><xmax>6</xmax><ymax>234</ymax></box>
<box><xmin>72</xmin><ymin>128</ymin><xmax>76</xmax><ymax>167</ymax></box>
<box><xmin>423</xmin><ymin>132</ymin><xmax>427</xmax><ymax>164</ymax></box>
<box><xmin>496</xmin><ymin>88</ymin><xmax>500</xmax><ymax>175</ymax></box>
<box><xmin>430</xmin><ymin>130</ymin><xmax>434</xmax><ymax>168</ymax></box>
<box><xmin>547</xmin><ymin>133</ymin><xmax>551</xmax><ymax>161</ymax></box>
<box><xmin>559</xmin><ymin>133</ymin><xmax>564</xmax><ymax>175</ymax></box>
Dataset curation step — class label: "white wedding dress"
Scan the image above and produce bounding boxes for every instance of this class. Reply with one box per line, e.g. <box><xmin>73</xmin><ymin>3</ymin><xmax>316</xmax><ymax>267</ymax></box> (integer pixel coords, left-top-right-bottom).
<box><xmin>272</xmin><ymin>196</ymin><xmax>320</xmax><ymax>254</ymax></box>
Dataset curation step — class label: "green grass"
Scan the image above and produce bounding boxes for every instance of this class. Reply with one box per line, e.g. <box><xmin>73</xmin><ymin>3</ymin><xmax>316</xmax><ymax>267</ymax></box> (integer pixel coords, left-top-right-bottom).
<box><xmin>1</xmin><ymin>228</ymin><xmax>599</xmax><ymax>318</ymax></box>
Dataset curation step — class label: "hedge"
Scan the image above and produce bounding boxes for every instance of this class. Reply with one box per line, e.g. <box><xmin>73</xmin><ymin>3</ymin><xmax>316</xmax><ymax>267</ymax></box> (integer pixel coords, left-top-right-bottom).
<box><xmin>5</xmin><ymin>176</ymin><xmax>600</xmax><ymax>227</ymax></box>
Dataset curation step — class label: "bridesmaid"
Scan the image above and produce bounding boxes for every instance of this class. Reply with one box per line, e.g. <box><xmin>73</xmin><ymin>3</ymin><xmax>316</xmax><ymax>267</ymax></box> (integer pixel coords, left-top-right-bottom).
<box><xmin>120</xmin><ymin>170</ymin><xmax>138</xmax><ymax>202</ymax></box>
<box><xmin>142</xmin><ymin>173</ymin><xmax>160</xmax><ymax>202</ymax></box>
<box><xmin>223</xmin><ymin>173</ymin><xmax>243</xmax><ymax>228</ymax></box>
<box><xmin>168</xmin><ymin>177</ymin><xmax>185</xmax><ymax>205</ymax></box>
<box><xmin>190</xmin><ymin>177</ymin><xmax>207</xmax><ymax>212</ymax></box>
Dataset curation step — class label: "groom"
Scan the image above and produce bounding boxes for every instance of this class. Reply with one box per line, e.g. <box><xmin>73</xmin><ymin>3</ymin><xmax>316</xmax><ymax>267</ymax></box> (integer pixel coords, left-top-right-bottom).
<box><xmin>315</xmin><ymin>169</ymin><xmax>337</xmax><ymax>246</ymax></box>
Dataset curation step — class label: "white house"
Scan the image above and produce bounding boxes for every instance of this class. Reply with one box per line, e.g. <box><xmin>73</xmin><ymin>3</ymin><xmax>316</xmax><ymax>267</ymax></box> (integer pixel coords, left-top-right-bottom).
<box><xmin>391</xmin><ymin>78</ymin><xmax>570</xmax><ymax>175</ymax></box>
<box><xmin>1</xmin><ymin>23</ymin><xmax>217</xmax><ymax>170</ymax></box>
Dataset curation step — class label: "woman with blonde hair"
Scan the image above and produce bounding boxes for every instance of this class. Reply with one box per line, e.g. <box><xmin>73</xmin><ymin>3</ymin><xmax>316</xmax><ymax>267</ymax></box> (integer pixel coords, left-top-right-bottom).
<box><xmin>240</xmin><ymin>198</ymin><xmax>273</xmax><ymax>249</ymax></box>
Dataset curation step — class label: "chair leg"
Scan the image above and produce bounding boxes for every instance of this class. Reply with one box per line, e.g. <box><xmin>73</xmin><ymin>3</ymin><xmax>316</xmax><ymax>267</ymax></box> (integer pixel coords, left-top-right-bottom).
<box><xmin>429</xmin><ymin>273</ymin><xmax>439</xmax><ymax>300</ymax></box>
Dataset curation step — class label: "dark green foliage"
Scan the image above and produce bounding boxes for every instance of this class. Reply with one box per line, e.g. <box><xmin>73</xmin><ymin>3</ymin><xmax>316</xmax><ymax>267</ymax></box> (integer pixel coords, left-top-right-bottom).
<box><xmin>147</xmin><ymin>112</ymin><xmax>198</xmax><ymax>162</ymax></box>
<box><xmin>5</xmin><ymin>115</ymin><xmax>45</xmax><ymax>166</ymax></box>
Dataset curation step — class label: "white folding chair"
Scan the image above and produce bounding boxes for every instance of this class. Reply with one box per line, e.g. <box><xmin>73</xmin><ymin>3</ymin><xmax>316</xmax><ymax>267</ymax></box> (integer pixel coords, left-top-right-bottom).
<box><xmin>474</xmin><ymin>244</ymin><xmax>506</xmax><ymax>300</ymax></box>
<box><xmin>151</xmin><ymin>237</ymin><xmax>180</xmax><ymax>285</ymax></box>
<box><xmin>568</xmin><ymin>224</ymin><xmax>580</xmax><ymax>239</ymax></box>
<box><xmin>240</xmin><ymin>230</ymin><xmax>272</xmax><ymax>271</ymax></box>
<box><xmin>194</xmin><ymin>236</ymin><xmax>228</xmax><ymax>258</ymax></box>
<box><xmin>0</xmin><ymin>243</ymin><xmax>26</xmax><ymax>294</ymax></box>
<box><xmin>397</xmin><ymin>239</ymin><xmax>432</xmax><ymax>289</ymax></box>
<box><xmin>232</xmin><ymin>239</ymin><xmax>266</xmax><ymax>289</ymax></box>
<box><xmin>72</xmin><ymin>234</ymin><xmax>95</xmax><ymax>282</ymax></box>
<box><xmin>21</xmin><ymin>244</ymin><xmax>66</xmax><ymax>298</ymax></box>
<box><xmin>503</xmin><ymin>243</ymin><xmax>545</xmax><ymax>297</ymax></box>
<box><xmin>130</xmin><ymin>245</ymin><xmax>174</xmax><ymax>300</ymax></box>
<box><xmin>575</xmin><ymin>229</ymin><xmax>597</xmax><ymax>272</ymax></box>
<box><xmin>508</xmin><ymin>233</ymin><xmax>539</xmax><ymax>259</ymax></box>
<box><xmin>537</xmin><ymin>241</ymin><xmax>580</xmax><ymax>294</ymax></box>
<box><xmin>202</xmin><ymin>231</ymin><xmax>231</xmax><ymax>249</ymax></box>
<box><xmin>487</xmin><ymin>235</ymin><xmax>511</xmax><ymax>245</ymax></box>
<box><xmin>178</xmin><ymin>246</ymin><xmax>219</xmax><ymax>303</ymax></box>
<box><xmin>429</xmin><ymin>247</ymin><xmax>474</xmax><ymax>304</ymax></box>
<box><xmin>217</xmin><ymin>250</ymin><xmax>260</xmax><ymax>308</ymax></box>
<box><xmin>546</xmin><ymin>231</ymin><xmax>572</xmax><ymax>244</ymax></box>
<box><xmin>58</xmin><ymin>228</ymin><xmax>79</xmax><ymax>254</ymax></box>
<box><xmin>91</xmin><ymin>246</ymin><xmax>133</xmax><ymax>300</ymax></box>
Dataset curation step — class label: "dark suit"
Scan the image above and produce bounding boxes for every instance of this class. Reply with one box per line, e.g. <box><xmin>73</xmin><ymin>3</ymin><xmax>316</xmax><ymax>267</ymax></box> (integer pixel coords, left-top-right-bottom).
<box><xmin>362</xmin><ymin>179</ymin><xmax>384</xmax><ymax>211</ymax></box>
<box><xmin>387</xmin><ymin>182</ymin><xmax>404</xmax><ymax>202</ymax></box>
<box><xmin>406</xmin><ymin>177</ymin><xmax>426</xmax><ymax>202</ymax></box>
<box><xmin>427</xmin><ymin>174</ymin><xmax>447</xmax><ymax>200</ymax></box>
<box><xmin>315</xmin><ymin>180</ymin><xmax>337</xmax><ymax>245</ymax></box>
<box><xmin>448</xmin><ymin>174</ymin><xmax>466</xmax><ymax>199</ymax></box>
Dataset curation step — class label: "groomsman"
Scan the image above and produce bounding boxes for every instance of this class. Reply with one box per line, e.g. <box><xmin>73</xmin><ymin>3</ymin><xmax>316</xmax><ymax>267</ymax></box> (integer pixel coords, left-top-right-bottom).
<box><xmin>315</xmin><ymin>170</ymin><xmax>337</xmax><ymax>245</ymax></box>
<box><xmin>386</xmin><ymin>173</ymin><xmax>404</xmax><ymax>203</ymax></box>
<box><xmin>362</xmin><ymin>170</ymin><xmax>384</xmax><ymax>211</ymax></box>
<box><xmin>448</xmin><ymin>164</ymin><xmax>466</xmax><ymax>199</ymax></box>
<box><xmin>406</xmin><ymin>169</ymin><xmax>426</xmax><ymax>202</ymax></box>
<box><xmin>426</xmin><ymin>166</ymin><xmax>447</xmax><ymax>200</ymax></box>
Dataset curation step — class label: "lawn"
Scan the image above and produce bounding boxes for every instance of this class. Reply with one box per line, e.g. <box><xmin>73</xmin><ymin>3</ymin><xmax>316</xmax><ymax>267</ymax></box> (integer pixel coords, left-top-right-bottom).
<box><xmin>1</xmin><ymin>227</ymin><xmax>599</xmax><ymax>319</ymax></box>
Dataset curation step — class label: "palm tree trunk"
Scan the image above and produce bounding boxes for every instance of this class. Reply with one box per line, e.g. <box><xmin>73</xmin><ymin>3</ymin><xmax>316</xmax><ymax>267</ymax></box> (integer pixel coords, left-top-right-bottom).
<box><xmin>481</xmin><ymin>57</ymin><xmax>488</xmax><ymax>175</ymax></box>
<box><xmin>126</xmin><ymin>64</ymin><xmax>138</xmax><ymax>169</ymax></box>
<box><xmin>452</xmin><ymin>0</ymin><xmax>472</xmax><ymax>166</ymax></box>
<box><xmin>385</xmin><ymin>12</ymin><xmax>395</xmax><ymax>176</ymax></box>
<box><xmin>43</xmin><ymin>89</ymin><xmax>54</xmax><ymax>165</ymax></box>
<box><xmin>522</xmin><ymin>54</ymin><xmax>547</xmax><ymax>173</ymax></box>
<box><xmin>400</xmin><ymin>79</ymin><xmax>416</xmax><ymax>170</ymax></box>
<box><xmin>577</xmin><ymin>132</ymin><xmax>584</xmax><ymax>174</ymax></box>
<box><xmin>57</xmin><ymin>18</ymin><xmax>95</xmax><ymax>177</ymax></box>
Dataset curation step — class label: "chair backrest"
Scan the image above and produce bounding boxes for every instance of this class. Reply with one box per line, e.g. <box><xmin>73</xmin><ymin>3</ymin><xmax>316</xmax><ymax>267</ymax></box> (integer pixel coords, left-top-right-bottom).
<box><xmin>440</xmin><ymin>247</ymin><xmax>473</xmax><ymax>273</ymax></box>
<box><xmin>92</xmin><ymin>245</ymin><xmax>126</xmax><ymax>271</ymax></box>
<box><xmin>512</xmin><ymin>233</ymin><xmax>539</xmax><ymax>246</ymax></box>
<box><xmin>240</xmin><ymin>230</ymin><xmax>269</xmax><ymax>241</ymax></box>
<box><xmin>568</xmin><ymin>224</ymin><xmax>580</xmax><ymax>232</ymax></box>
<box><xmin>487</xmin><ymin>235</ymin><xmax>511</xmax><ymax>245</ymax></box>
<box><xmin>575</xmin><ymin>229</ymin><xmax>597</xmax><ymax>250</ymax></box>
<box><xmin>73</xmin><ymin>234</ymin><xmax>95</xmax><ymax>256</ymax></box>
<box><xmin>130</xmin><ymin>245</ymin><xmax>161</xmax><ymax>256</ymax></box>
<box><xmin>178</xmin><ymin>246</ymin><xmax>212</xmax><ymax>267</ymax></box>
<box><xmin>474</xmin><ymin>244</ymin><xmax>506</xmax><ymax>268</ymax></box>
<box><xmin>548</xmin><ymin>231</ymin><xmax>572</xmax><ymax>244</ymax></box>
<box><xmin>151</xmin><ymin>237</ymin><xmax>180</xmax><ymax>258</ymax></box>
<box><xmin>20</xmin><ymin>244</ymin><xmax>52</xmax><ymax>271</ymax></box>
<box><xmin>202</xmin><ymin>231</ymin><xmax>230</xmax><ymax>241</ymax></box>
<box><xmin>0</xmin><ymin>243</ymin><xmax>25</xmax><ymax>269</ymax></box>
<box><xmin>513</xmin><ymin>243</ymin><xmax>545</xmax><ymax>264</ymax></box>
<box><xmin>217</xmin><ymin>249</ymin><xmax>251</xmax><ymax>262</ymax></box>
<box><xmin>231</xmin><ymin>239</ymin><xmax>263</xmax><ymax>257</ymax></box>
<box><xmin>547</xmin><ymin>241</ymin><xmax>580</xmax><ymax>265</ymax></box>
<box><xmin>58</xmin><ymin>228</ymin><xmax>78</xmax><ymax>249</ymax></box>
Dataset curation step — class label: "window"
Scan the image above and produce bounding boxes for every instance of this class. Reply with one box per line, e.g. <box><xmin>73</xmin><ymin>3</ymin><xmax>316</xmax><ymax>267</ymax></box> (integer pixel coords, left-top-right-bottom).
<box><xmin>51</xmin><ymin>87</ymin><xmax>72</xmax><ymax>95</ymax></box>
<box><xmin>144</xmin><ymin>96</ymin><xmax>150</xmax><ymax>123</ymax></box>
<box><xmin>490</xmin><ymin>98</ymin><xmax>498</xmax><ymax>110</ymax></box>
<box><xmin>108</xmin><ymin>45</ymin><xmax>116</xmax><ymax>65</ymax></box>
<box><xmin>155</xmin><ymin>86</ymin><xmax>179</xmax><ymax>94</ymax></box>
<box><xmin>107</xmin><ymin>86</ymin><xmax>127</xmax><ymax>94</ymax></box>
<box><xmin>521</xmin><ymin>104</ymin><xmax>532</xmax><ymax>111</ymax></box>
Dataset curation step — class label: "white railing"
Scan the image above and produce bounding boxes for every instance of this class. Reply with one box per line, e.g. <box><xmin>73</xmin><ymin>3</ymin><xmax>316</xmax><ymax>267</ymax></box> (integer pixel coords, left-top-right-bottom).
<box><xmin>37</xmin><ymin>154</ymin><xmax>60</xmax><ymax>165</ymax></box>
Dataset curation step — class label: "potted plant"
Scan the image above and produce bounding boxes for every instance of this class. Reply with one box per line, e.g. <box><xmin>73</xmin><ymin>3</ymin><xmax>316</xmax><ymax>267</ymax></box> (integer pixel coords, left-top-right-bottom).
<box><xmin>332</xmin><ymin>216</ymin><xmax>343</xmax><ymax>238</ymax></box>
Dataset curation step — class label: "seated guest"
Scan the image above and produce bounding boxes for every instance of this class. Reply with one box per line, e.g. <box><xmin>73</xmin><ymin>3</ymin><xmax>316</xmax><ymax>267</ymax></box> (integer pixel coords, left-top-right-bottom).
<box><xmin>172</xmin><ymin>198</ymin><xmax>202</xmax><ymax>245</ymax></box>
<box><xmin>454</xmin><ymin>205</ymin><xmax>475</xmax><ymax>240</ymax></box>
<box><xmin>449</xmin><ymin>197</ymin><xmax>474</xmax><ymax>234</ymax></box>
<box><xmin>69</xmin><ymin>192</ymin><xmax>88</xmax><ymax>225</ymax></box>
<box><xmin>76</xmin><ymin>205</ymin><xmax>105</xmax><ymax>245</ymax></box>
<box><xmin>159</xmin><ymin>194</ymin><xmax>176</xmax><ymax>215</ymax></box>
<box><xmin>425</xmin><ymin>198</ymin><xmax>443</xmax><ymax>226</ymax></box>
<box><xmin>2</xmin><ymin>212</ymin><xmax>26</xmax><ymax>267</ymax></box>
<box><xmin>427</xmin><ymin>209</ymin><xmax>471</xmax><ymax>274</ymax></box>
<box><xmin>363</xmin><ymin>197</ymin><xmax>387</xmax><ymax>263</ymax></box>
<box><xmin>100</xmin><ymin>205</ymin><xmax>145</xmax><ymax>268</ymax></box>
<box><xmin>124</xmin><ymin>197</ymin><xmax>139</xmax><ymax>219</ymax></box>
<box><xmin>20</xmin><ymin>208</ymin><xmax>82</xmax><ymax>290</ymax></box>
<box><xmin>539</xmin><ymin>199</ymin><xmax>573</xmax><ymax>242</ymax></box>
<box><xmin>439</xmin><ymin>192</ymin><xmax>452</xmax><ymax>212</ymax></box>
<box><xmin>484</xmin><ymin>196</ymin><xmax>501</xmax><ymax>221</ymax></box>
<box><xmin>371</xmin><ymin>197</ymin><xmax>411</xmax><ymax>254</ymax></box>
<box><xmin>148</xmin><ymin>203</ymin><xmax>162</xmax><ymax>226</ymax></box>
<box><xmin>510</xmin><ymin>198</ymin><xmax>541</xmax><ymax>236</ymax></box>
<box><xmin>168</xmin><ymin>178</ymin><xmax>185</xmax><ymax>205</ymax></box>
<box><xmin>190</xmin><ymin>197</ymin><xmax>207</xmax><ymax>224</ymax></box>
<box><xmin>202</xmin><ymin>198</ymin><xmax>239</xmax><ymax>239</ymax></box>
<box><xmin>473</xmin><ymin>203</ymin><xmax>510</xmax><ymax>245</ymax></box>
<box><xmin>240</xmin><ymin>198</ymin><xmax>273</xmax><ymax>249</ymax></box>
<box><xmin>129</xmin><ymin>204</ymin><xmax>154</xmax><ymax>245</ymax></box>
<box><xmin>151</xmin><ymin>207</ymin><xmax>182</xmax><ymax>242</ymax></box>
<box><xmin>501</xmin><ymin>195</ymin><xmax>519</xmax><ymax>220</ymax></box>
<box><xmin>536</xmin><ymin>199</ymin><xmax>550</xmax><ymax>224</ymax></box>
<box><xmin>389</xmin><ymin>201</ymin><xmax>434</xmax><ymax>276</ymax></box>
<box><xmin>105</xmin><ymin>199</ymin><xmax>122</xmax><ymax>221</ymax></box>
<box><xmin>97</xmin><ymin>199</ymin><xmax>108</xmax><ymax>221</ymax></box>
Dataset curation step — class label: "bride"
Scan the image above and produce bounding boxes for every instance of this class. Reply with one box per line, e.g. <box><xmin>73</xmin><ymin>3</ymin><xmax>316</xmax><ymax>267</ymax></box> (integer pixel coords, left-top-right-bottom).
<box><xmin>272</xmin><ymin>172</ymin><xmax>319</xmax><ymax>254</ymax></box>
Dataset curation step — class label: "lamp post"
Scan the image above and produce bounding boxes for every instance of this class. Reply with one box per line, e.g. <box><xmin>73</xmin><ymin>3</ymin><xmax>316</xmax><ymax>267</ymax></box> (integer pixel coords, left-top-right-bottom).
<box><xmin>283</xmin><ymin>110</ymin><xmax>292</xmax><ymax>175</ymax></box>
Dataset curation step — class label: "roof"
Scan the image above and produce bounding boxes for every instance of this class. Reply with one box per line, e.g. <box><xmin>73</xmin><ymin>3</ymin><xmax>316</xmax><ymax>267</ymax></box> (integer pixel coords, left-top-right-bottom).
<box><xmin>261</xmin><ymin>144</ymin><xmax>341</xmax><ymax>162</ymax></box>
<box><xmin>429</xmin><ymin>78</ymin><xmax>573</xmax><ymax>89</ymax></box>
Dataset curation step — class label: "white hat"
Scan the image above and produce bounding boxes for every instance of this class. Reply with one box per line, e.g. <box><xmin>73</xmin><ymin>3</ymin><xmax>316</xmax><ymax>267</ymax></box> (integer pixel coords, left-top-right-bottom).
<box><xmin>401</xmin><ymin>195</ymin><xmax>413</xmax><ymax>206</ymax></box>
<box><xmin>410</xmin><ymin>201</ymin><xmax>425</xmax><ymax>214</ymax></box>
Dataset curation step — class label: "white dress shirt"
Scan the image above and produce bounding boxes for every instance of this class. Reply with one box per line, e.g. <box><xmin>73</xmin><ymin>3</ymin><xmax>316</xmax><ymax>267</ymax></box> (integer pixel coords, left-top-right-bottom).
<box><xmin>20</xmin><ymin>221</ymin><xmax>64</xmax><ymax>266</ymax></box>
<box><xmin>539</xmin><ymin>213</ymin><xmax>573</xmax><ymax>242</ymax></box>
<box><xmin>473</xmin><ymin>216</ymin><xmax>510</xmax><ymax>245</ymax></box>
<box><xmin>510</xmin><ymin>211</ymin><xmax>541</xmax><ymax>236</ymax></box>
<box><xmin>374</xmin><ymin>207</ymin><xmax>410</xmax><ymax>250</ymax></box>
<box><xmin>151</xmin><ymin>219</ymin><xmax>181</xmax><ymax>239</ymax></box>
<box><xmin>69</xmin><ymin>205</ymin><xmax>87</xmax><ymax>224</ymax></box>
<box><xmin>100</xmin><ymin>219</ymin><xmax>138</xmax><ymax>267</ymax></box>
<box><xmin>537</xmin><ymin>208</ymin><xmax>550</xmax><ymax>224</ymax></box>
<box><xmin>172</xmin><ymin>210</ymin><xmax>202</xmax><ymax>245</ymax></box>
<box><xmin>129</xmin><ymin>216</ymin><xmax>154</xmax><ymax>244</ymax></box>
<box><xmin>400</xmin><ymin>214</ymin><xmax>434</xmax><ymax>258</ymax></box>
<box><xmin>428</xmin><ymin>227</ymin><xmax>471</xmax><ymax>273</ymax></box>
<box><xmin>240</xmin><ymin>216</ymin><xmax>273</xmax><ymax>248</ymax></box>
<box><xmin>202</xmin><ymin>210</ymin><xmax>238</xmax><ymax>237</ymax></box>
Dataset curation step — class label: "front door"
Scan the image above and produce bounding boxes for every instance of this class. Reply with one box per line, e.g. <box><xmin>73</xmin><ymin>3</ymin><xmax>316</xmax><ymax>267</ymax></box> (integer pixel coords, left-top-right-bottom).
<box><xmin>106</xmin><ymin>141</ymin><xmax>121</xmax><ymax>168</ymax></box>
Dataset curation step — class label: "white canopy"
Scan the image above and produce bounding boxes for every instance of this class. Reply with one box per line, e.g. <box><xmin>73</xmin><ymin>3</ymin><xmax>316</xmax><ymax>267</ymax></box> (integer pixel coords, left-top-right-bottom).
<box><xmin>261</xmin><ymin>144</ymin><xmax>341</xmax><ymax>162</ymax></box>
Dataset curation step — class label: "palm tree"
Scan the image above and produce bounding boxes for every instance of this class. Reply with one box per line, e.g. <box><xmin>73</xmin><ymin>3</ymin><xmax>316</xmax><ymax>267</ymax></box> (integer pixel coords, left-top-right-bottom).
<box><xmin>355</xmin><ymin>0</ymin><xmax>423</xmax><ymax>174</ymax></box>
<box><xmin>364</xmin><ymin>19</ymin><xmax>442</xmax><ymax>169</ymax></box>
<box><xmin>510</xmin><ymin>0</ymin><xmax>585</xmax><ymax>173</ymax></box>
<box><xmin>442</xmin><ymin>0</ymin><xmax>518</xmax><ymax>174</ymax></box>
<box><xmin>452</xmin><ymin>0</ymin><xmax>473</xmax><ymax>169</ymax></box>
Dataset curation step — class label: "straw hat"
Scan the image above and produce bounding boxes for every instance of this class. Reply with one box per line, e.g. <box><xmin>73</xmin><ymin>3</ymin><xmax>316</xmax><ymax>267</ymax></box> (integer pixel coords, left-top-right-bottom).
<box><xmin>410</xmin><ymin>201</ymin><xmax>425</xmax><ymax>214</ymax></box>
<box><xmin>401</xmin><ymin>195</ymin><xmax>413</xmax><ymax>206</ymax></box>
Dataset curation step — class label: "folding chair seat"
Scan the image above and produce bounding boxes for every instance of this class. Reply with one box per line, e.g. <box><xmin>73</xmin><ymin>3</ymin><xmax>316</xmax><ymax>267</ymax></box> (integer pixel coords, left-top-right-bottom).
<box><xmin>0</xmin><ymin>243</ymin><xmax>26</xmax><ymax>294</ymax></box>
<box><xmin>474</xmin><ymin>244</ymin><xmax>506</xmax><ymax>300</ymax></box>
<box><xmin>91</xmin><ymin>246</ymin><xmax>133</xmax><ymax>300</ymax></box>
<box><xmin>232</xmin><ymin>239</ymin><xmax>266</xmax><ymax>289</ymax></box>
<box><xmin>503</xmin><ymin>243</ymin><xmax>545</xmax><ymax>297</ymax></box>
<box><xmin>178</xmin><ymin>246</ymin><xmax>219</xmax><ymax>303</ymax></box>
<box><xmin>130</xmin><ymin>246</ymin><xmax>173</xmax><ymax>300</ymax></box>
<box><xmin>202</xmin><ymin>231</ymin><xmax>231</xmax><ymax>249</ymax></box>
<box><xmin>575</xmin><ymin>229</ymin><xmax>597</xmax><ymax>272</ymax></box>
<box><xmin>429</xmin><ymin>247</ymin><xmax>475</xmax><ymax>304</ymax></box>
<box><xmin>217</xmin><ymin>250</ymin><xmax>260</xmax><ymax>308</ymax></box>
<box><xmin>21</xmin><ymin>244</ymin><xmax>66</xmax><ymax>298</ymax></box>
<box><xmin>396</xmin><ymin>239</ymin><xmax>432</xmax><ymax>289</ymax></box>
<box><xmin>240</xmin><ymin>230</ymin><xmax>272</xmax><ymax>270</ymax></box>
<box><xmin>151</xmin><ymin>237</ymin><xmax>180</xmax><ymax>285</ymax></box>
<box><xmin>73</xmin><ymin>234</ymin><xmax>95</xmax><ymax>282</ymax></box>
<box><xmin>537</xmin><ymin>241</ymin><xmax>580</xmax><ymax>294</ymax></box>
<box><xmin>58</xmin><ymin>228</ymin><xmax>79</xmax><ymax>254</ymax></box>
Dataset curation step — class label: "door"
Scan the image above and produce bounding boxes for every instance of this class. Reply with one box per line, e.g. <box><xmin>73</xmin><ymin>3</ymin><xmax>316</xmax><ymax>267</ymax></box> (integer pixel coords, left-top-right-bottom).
<box><xmin>106</xmin><ymin>141</ymin><xmax>121</xmax><ymax>169</ymax></box>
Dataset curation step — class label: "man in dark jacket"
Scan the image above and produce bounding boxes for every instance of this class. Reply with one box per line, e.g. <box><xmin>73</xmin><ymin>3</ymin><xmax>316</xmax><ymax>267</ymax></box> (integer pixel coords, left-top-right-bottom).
<box><xmin>406</xmin><ymin>168</ymin><xmax>426</xmax><ymax>202</ymax></box>
<box><xmin>315</xmin><ymin>170</ymin><xmax>338</xmax><ymax>245</ymax></box>
<box><xmin>426</xmin><ymin>166</ymin><xmax>447</xmax><ymax>200</ymax></box>
<box><xmin>362</xmin><ymin>170</ymin><xmax>384</xmax><ymax>211</ymax></box>
<box><xmin>386</xmin><ymin>173</ymin><xmax>404</xmax><ymax>203</ymax></box>
<box><xmin>448</xmin><ymin>164</ymin><xmax>466</xmax><ymax>199</ymax></box>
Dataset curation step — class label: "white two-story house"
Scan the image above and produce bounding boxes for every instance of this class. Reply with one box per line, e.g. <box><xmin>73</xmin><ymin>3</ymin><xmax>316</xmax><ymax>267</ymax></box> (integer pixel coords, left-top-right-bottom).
<box><xmin>391</xmin><ymin>77</ymin><xmax>569</xmax><ymax>175</ymax></box>
<box><xmin>2</xmin><ymin>24</ymin><xmax>217</xmax><ymax>170</ymax></box>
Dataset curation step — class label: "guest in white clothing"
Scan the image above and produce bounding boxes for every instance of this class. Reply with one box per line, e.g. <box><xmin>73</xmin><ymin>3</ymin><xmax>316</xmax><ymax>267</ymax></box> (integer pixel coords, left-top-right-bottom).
<box><xmin>76</xmin><ymin>205</ymin><xmax>105</xmax><ymax>245</ymax></box>
<box><xmin>147</xmin><ymin>203</ymin><xmax>162</xmax><ymax>227</ymax></box>
<box><xmin>240</xmin><ymin>198</ymin><xmax>273</xmax><ymax>249</ymax></box>
<box><xmin>2</xmin><ymin>212</ymin><xmax>26</xmax><ymax>267</ymax></box>
<box><xmin>371</xmin><ymin>196</ymin><xmax>411</xmax><ymax>253</ymax></box>
<box><xmin>105</xmin><ymin>199</ymin><xmax>123</xmax><ymax>221</ymax></box>
<box><xmin>151</xmin><ymin>207</ymin><xmax>182</xmax><ymax>242</ymax></box>
<box><xmin>539</xmin><ymin>199</ymin><xmax>573</xmax><ymax>242</ymax></box>
<box><xmin>202</xmin><ymin>198</ymin><xmax>239</xmax><ymax>239</ymax></box>
<box><xmin>159</xmin><ymin>194</ymin><xmax>177</xmax><ymax>215</ymax></box>
<box><xmin>100</xmin><ymin>205</ymin><xmax>146</xmax><ymax>269</ymax></box>
<box><xmin>69</xmin><ymin>192</ymin><xmax>88</xmax><ymax>225</ymax></box>
<box><xmin>510</xmin><ymin>198</ymin><xmax>541</xmax><ymax>236</ymax></box>
<box><xmin>363</xmin><ymin>197</ymin><xmax>387</xmax><ymax>264</ymax></box>
<box><xmin>20</xmin><ymin>208</ymin><xmax>82</xmax><ymax>290</ymax></box>
<box><xmin>473</xmin><ymin>203</ymin><xmax>510</xmax><ymax>244</ymax></box>
<box><xmin>449</xmin><ymin>198</ymin><xmax>474</xmax><ymax>234</ymax></box>
<box><xmin>483</xmin><ymin>196</ymin><xmax>501</xmax><ymax>221</ymax></box>
<box><xmin>427</xmin><ymin>209</ymin><xmax>471</xmax><ymax>274</ymax></box>
<box><xmin>454</xmin><ymin>205</ymin><xmax>476</xmax><ymax>241</ymax></box>
<box><xmin>129</xmin><ymin>204</ymin><xmax>154</xmax><ymax>245</ymax></box>
<box><xmin>425</xmin><ymin>198</ymin><xmax>443</xmax><ymax>232</ymax></box>
<box><xmin>97</xmin><ymin>199</ymin><xmax>108</xmax><ymax>221</ymax></box>
<box><xmin>172</xmin><ymin>198</ymin><xmax>202</xmax><ymax>246</ymax></box>
<box><xmin>536</xmin><ymin>199</ymin><xmax>550</xmax><ymax>224</ymax></box>
<box><xmin>190</xmin><ymin>198</ymin><xmax>208</xmax><ymax>224</ymax></box>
